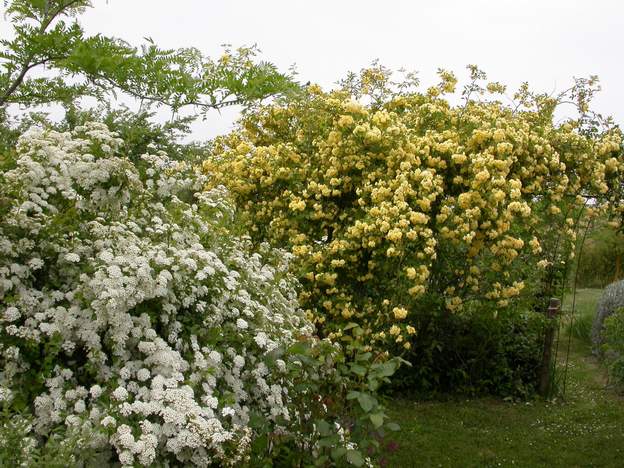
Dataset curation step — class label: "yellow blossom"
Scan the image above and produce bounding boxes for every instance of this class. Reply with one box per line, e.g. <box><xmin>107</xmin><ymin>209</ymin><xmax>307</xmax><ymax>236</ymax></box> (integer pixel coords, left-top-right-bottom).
<box><xmin>338</xmin><ymin>115</ymin><xmax>354</xmax><ymax>127</ymax></box>
<box><xmin>393</xmin><ymin>307</ymin><xmax>408</xmax><ymax>320</ymax></box>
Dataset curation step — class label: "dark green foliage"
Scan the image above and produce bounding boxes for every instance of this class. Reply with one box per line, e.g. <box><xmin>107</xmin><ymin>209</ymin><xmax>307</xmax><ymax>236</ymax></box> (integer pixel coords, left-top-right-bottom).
<box><xmin>392</xmin><ymin>309</ymin><xmax>547</xmax><ymax>399</ymax></box>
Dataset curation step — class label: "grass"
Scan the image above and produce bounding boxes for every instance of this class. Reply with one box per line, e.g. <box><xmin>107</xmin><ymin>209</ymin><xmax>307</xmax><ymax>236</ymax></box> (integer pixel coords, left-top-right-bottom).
<box><xmin>383</xmin><ymin>288</ymin><xmax>624</xmax><ymax>467</ymax></box>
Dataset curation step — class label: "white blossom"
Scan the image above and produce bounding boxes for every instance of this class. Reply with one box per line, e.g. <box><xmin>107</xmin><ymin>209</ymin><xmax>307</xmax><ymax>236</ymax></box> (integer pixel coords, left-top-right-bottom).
<box><xmin>3</xmin><ymin>306</ymin><xmax>20</xmax><ymax>322</ymax></box>
<box><xmin>136</xmin><ymin>368</ymin><xmax>151</xmax><ymax>382</ymax></box>
<box><xmin>74</xmin><ymin>400</ymin><xmax>86</xmax><ymax>413</ymax></box>
<box><xmin>112</xmin><ymin>386</ymin><xmax>129</xmax><ymax>402</ymax></box>
<box><xmin>65</xmin><ymin>253</ymin><xmax>81</xmax><ymax>263</ymax></box>
<box><xmin>101</xmin><ymin>416</ymin><xmax>116</xmax><ymax>428</ymax></box>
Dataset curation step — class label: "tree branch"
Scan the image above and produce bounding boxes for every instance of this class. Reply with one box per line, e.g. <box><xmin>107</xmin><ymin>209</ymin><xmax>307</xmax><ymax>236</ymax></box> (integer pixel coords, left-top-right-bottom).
<box><xmin>0</xmin><ymin>0</ymin><xmax>84</xmax><ymax>107</ymax></box>
<box><xmin>85</xmin><ymin>71</ymin><xmax>248</xmax><ymax>113</ymax></box>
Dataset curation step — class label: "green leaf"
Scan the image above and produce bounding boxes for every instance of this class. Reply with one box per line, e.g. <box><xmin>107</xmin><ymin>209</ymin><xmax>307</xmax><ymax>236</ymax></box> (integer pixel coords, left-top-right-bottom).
<box><xmin>368</xmin><ymin>379</ymin><xmax>380</xmax><ymax>392</ymax></box>
<box><xmin>346</xmin><ymin>449</ymin><xmax>365</xmax><ymax>467</ymax></box>
<box><xmin>315</xmin><ymin>419</ymin><xmax>331</xmax><ymax>436</ymax></box>
<box><xmin>371</xmin><ymin>360</ymin><xmax>397</xmax><ymax>378</ymax></box>
<box><xmin>314</xmin><ymin>455</ymin><xmax>330</xmax><ymax>466</ymax></box>
<box><xmin>356</xmin><ymin>392</ymin><xmax>376</xmax><ymax>412</ymax></box>
<box><xmin>350</xmin><ymin>363</ymin><xmax>367</xmax><ymax>377</ymax></box>
<box><xmin>370</xmin><ymin>412</ymin><xmax>384</xmax><ymax>428</ymax></box>
<box><xmin>355</xmin><ymin>352</ymin><xmax>372</xmax><ymax>362</ymax></box>
<box><xmin>386</xmin><ymin>422</ymin><xmax>400</xmax><ymax>431</ymax></box>
<box><xmin>288</xmin><ymin>341</ymin><xmax>310</xmax><ymax>355</ymax></box>
<box><xmin>331</xmin><ymin>446</ymin><xmax>347</xmax><ymax>460</ymax></box>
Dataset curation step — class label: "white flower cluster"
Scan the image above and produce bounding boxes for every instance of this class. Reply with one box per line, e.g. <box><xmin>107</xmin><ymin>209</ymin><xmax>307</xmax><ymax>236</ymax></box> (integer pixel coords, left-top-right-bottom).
<box><xmin>0</xmin><ymin>123</ymin><xmax>314</xmax><ymax>466</ymax></box>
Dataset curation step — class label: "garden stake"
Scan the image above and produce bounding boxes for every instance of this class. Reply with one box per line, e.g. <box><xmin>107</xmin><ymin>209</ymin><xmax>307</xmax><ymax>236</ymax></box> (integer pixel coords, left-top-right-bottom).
<box><xmin>539</xmin><ymin>298</ymin><xmax>561</xmax><ymax>397</ymax></box>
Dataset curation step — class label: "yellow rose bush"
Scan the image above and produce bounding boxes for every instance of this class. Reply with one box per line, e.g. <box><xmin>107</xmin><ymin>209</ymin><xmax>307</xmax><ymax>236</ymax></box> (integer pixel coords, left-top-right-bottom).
<box><xmin>203</xmin><ymin>66</ymin><xmax>624</xmax><ymax>361</ymax></box>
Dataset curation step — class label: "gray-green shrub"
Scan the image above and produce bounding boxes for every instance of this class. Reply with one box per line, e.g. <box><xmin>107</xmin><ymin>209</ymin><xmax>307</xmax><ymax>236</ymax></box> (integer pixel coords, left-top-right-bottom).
<box><xmin>602</xmin><ymin>308</ymin><xmax>624</xmax><ymax>389</ymax></box>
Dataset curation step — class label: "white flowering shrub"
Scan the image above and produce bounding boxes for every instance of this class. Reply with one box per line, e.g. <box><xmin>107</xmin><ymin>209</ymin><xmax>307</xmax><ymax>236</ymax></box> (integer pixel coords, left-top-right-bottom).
<box><xmin>0</xmin><ymin>122</ymin><xmax>341</xmax><ymax>466</ymax></box>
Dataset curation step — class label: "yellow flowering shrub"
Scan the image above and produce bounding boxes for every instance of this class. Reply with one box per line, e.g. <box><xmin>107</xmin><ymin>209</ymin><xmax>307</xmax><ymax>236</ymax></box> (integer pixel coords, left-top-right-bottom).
<box><xmin>203</xmin><ymin>66</ymin><xmax>624</xmax><ymax>352</ymax></box>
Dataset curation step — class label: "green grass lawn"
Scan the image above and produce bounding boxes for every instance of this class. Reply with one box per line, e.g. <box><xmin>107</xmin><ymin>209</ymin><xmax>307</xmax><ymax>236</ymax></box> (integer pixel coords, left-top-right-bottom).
<box><xmin>563</xmin><ymin>288</ymin><xmax>604</xmax><ymax>317</ymax></box>
<box><xmin>383</xmin><ymin>289</ymin><xmax>624</xmax><ymax>467</ymax></box>
<box><xmin>563</xmin><ymin>288</ymin><xmax>604</xmax><ymax>345</ymax></box>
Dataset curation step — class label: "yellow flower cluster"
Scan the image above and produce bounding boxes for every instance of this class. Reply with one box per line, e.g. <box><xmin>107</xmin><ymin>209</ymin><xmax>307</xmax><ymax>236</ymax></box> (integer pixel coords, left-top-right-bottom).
<box><xmin>203</xmin><ymin>71</ymin><xmax>624</xmax><ymax>352</ymax></box>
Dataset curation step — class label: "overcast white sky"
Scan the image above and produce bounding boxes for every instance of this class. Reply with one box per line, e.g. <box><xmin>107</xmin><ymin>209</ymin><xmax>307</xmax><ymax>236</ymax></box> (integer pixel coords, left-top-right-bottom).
<box><xmin>11</xmin><ymin>1</ymin><xmax>624</xmax><ymax>139</ymax></box>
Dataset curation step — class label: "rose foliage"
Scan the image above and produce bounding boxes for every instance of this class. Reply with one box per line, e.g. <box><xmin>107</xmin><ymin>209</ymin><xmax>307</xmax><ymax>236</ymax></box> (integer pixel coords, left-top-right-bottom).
<box><xmin>0</xmin><ymin>123</ymin><xmax>395</xmax><ymax>466</ymax></box>
<box><xmin>204</xmin><ymin>67</ymin><xmax>624</xmax><ymax>355</ymax></box>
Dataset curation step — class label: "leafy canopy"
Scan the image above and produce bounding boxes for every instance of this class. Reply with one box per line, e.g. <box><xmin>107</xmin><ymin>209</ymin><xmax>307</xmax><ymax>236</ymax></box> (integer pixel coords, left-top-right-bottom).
<box><xmin>0</xmin><ymin>0</ymin><xmax>299</xmax><ymax>112</ymax></box>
